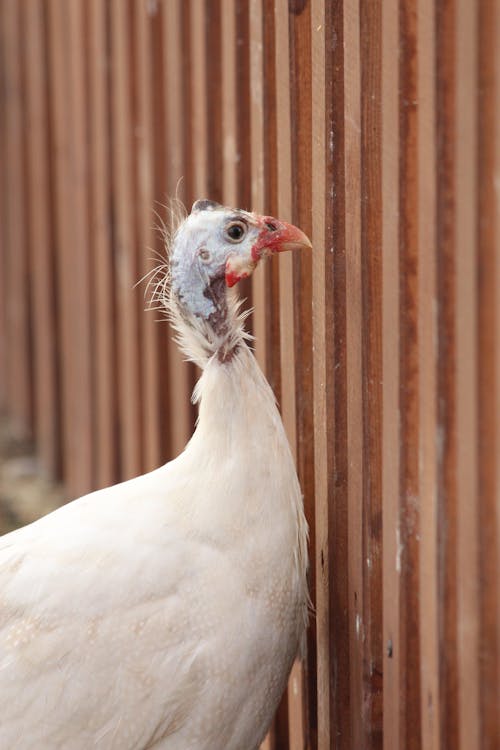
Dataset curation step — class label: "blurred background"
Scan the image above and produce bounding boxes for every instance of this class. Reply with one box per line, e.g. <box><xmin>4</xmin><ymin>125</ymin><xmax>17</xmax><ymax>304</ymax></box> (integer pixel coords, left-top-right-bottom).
<box><xmin>0</xmin><ymin>1</ymin><xmax>498</xmax><ymax>748</ymax></box>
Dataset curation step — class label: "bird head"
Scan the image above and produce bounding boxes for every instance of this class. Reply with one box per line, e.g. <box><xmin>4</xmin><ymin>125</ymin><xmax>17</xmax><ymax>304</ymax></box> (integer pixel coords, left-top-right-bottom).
<box><xmin>170</xmin><ymin>199</ymin><xmax>311</xmax><ymax>320</ymax></box>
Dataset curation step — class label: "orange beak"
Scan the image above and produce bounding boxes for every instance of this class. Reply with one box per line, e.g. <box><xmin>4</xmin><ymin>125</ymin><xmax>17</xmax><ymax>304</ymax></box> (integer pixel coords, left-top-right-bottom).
<box><xmin>225</xmin><ymin>216</ymin><xmax>312</xmax><ymax>287</ymax></box>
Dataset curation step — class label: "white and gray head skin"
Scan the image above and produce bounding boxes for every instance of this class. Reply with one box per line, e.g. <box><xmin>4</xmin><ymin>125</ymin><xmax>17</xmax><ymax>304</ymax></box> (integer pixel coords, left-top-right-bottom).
<box><xmin>170</xmin><ymin>200</ymin><xmax>252</xmax><ymax>318</ymax></box>
<box><xmin>166</xmin><ymin>199</ymin><xmax>311</xmax><ymax>367</ymax></box>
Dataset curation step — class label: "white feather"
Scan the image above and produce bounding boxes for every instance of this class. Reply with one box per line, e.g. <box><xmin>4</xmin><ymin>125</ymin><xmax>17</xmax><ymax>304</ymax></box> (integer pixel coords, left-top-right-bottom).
<box><xmin>0</xmin><ymin>341</ymin><xmax>308</xmax><ymax>749</ymax></box>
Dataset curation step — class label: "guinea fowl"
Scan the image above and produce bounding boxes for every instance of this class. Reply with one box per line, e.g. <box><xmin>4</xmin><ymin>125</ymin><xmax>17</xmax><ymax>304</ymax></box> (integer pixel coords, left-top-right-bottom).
<box><xmin>0</xmin><ymin>199</ymin><xmax>311</xmax><ymax>750</ymax></box>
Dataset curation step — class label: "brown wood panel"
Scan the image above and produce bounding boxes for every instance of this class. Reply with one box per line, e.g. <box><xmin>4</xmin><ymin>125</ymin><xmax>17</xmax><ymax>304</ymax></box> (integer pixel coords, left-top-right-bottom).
<box><xmin>289</xmin><ymin>8</ymin><xmax>316</xmax><ymax>748</ymax></box>
<box><xmin>133</xmin><ymin>0</ymin><xmax>162</xmax><ymax>473</ymax></box>
<box><xmin>161</xmin><ymin>0</ymin><xmax>193</xmax><ymax>459</ymax></box>
<box><xmin>381</xmin><ymin>0</ymin><xmax>401</xmax><ymax>746</ymax></box>
<box><xmin>221</xmin><ymin>0</ymin><xmax>238</xmax><ymax>207</ymax></box>
<box><xmin>47</xmin><ymin>0</ymin><xmax>93</xmax><ymax>496</ymax></box>
<box><xmin>342</xmin><ymin>2</ymin><xmax>364</xmax><ymax>748</ymax></box>
<box><xmin>2</xmin><ymin>0</ymin><xmax>33</xmax><ymax>437</ymax></box>
<box><xmin>249</xmin><ymin>0</ymin><xmax>267</xmax><ymax>372</ymax></box>
<box><xmin>398</xmin><ymin>0</ymin><xmax>421</xmax><ymax>745</ymax></box>
<box><xmin>477</xmin><ymin>2</ymin><xmax>500</xmax><ymax>747</ymax></box>
<box><xmin>360</xmin><ymin>1</ymin><xmax>384</xmax><ymax>746</ymax></box>
<box><xmin>311</xmin><ymin>5</ymin><xmax>336</xmax><ymax>749</ymax></box>
<box><xmin>23</xmin><ymin>0</ymin><xmax>60</xmax><ymax>477</ymax></box>
<box><xmin>328</xmin><ymin>2</ymin><xmax>351</xmax><ymax>748</ymax></box>
<box><xmin>190</xmin><ymin>0</ymin><xmax>208</xmax><ymax>201</ymax></box>
<box><xmin>110</xmin><ymin>0</ymin><xmax>143</xmax><ymax>479</ymax></box>
<box><xmin>435</xmin><ymin>2</ymin><xmax>459</xmax><ymax>747</ymax></box>
<box><xmin>274</xmin><ymin>2</ymin><xmax>305</xmax><ymax>747</ymax></box>
<box><xmin>87</xmin><ymin>0</ymin><xmax>118</xmax><ymax>489</ymax></box>
<box><xmin>455</xmin><ymin>1</ymin><xmax>480</xmax><ymax>747</ymax></box>
<box><xmin>417</xmin><ymin>2</ymin><xmax>439</xmax><ymax>748</ymax></box>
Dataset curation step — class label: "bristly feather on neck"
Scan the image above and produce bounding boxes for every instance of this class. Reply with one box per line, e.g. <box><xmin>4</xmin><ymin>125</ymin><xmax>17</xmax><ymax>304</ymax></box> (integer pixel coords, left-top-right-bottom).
<box><xmin>167</xmin><ymin>284</ymin><xmax>253</xmax><ymax>369</ymax></box>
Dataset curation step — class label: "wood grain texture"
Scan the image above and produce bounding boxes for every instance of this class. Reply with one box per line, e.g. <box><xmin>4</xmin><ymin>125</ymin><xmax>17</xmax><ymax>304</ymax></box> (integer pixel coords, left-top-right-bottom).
<box><xmin>2</xmin><ymin>0</ymin><xmax>33</xmax><ymax>437</ymax></box>
<box><xmin>87</xmin><ymin>0</ymin><xmax>118</xmax><ymax>488</ymax></box>
<box><xmin>23</xmin><ymin>0</ymin><xmax>60</xmax><ymax>477</ymax></box>
<box><xmin>109</xmin><ymin>0</ymin><xmax>143</xmax><ymax>480</ymax></box>
<box><xmin>456</xmin><ymin>1</ymin><xmax>480</xmax><ymax>747</ymax></box>
<box><xmin>360</xmin><ymin>1</ymin><xmax>383</xmax><ymax>745</ymax></box>
<box><xmin>417</xmin><ymin>2</ymin><xmax>439</xmax><ymax>748</ymax></box>
<box><xmin>161</xmin><ymin>0</ymin><xmax>194</xmax><ymax>459</ymax></box>
<box><xmin>477</xmin><ymin>2</ymin><xmax>500</xmax><ymax>747</ymax></box>
<box><xmin>381</xmin><ymin>0</ymin><xmax>401</xmax><ymax>747</ymax></box>
<box><xmin>435</xmin><ymin>2</ymin><xmax>459</xmax><ymax>747</ymax></box>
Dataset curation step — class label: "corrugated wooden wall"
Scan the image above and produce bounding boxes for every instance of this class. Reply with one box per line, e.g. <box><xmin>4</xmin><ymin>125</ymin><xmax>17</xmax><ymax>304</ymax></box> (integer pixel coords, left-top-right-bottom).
<box><xmin>0</xmin><ymin>1</ymin><xmax>498</xmax><ymax>748</ymax></box>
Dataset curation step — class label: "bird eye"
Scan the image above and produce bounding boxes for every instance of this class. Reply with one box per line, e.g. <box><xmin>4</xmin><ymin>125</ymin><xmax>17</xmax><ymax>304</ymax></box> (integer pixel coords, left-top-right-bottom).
<box><xmin>225</xmin><ymin>221</ymin><xmax>247</xmax><ymax>243</ymax></box>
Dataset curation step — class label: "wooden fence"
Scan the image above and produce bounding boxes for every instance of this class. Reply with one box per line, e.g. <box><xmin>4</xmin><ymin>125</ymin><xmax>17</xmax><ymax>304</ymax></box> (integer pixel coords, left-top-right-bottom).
<box><xmin>0</xmin><ymin>1</ymin><xmax>498</xmax><ymax>748</ymax></box>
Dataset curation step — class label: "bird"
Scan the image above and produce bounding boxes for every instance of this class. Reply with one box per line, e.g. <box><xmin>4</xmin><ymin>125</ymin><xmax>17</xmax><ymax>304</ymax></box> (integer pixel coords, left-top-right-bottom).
<box><xmin>0</xmin><ymin>199</ymin><xmax>311</xmax><ymax>750</ymax></box>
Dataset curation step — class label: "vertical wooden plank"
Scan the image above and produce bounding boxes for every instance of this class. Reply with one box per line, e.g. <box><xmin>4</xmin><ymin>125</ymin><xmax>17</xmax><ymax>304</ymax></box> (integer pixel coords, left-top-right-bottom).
<box><xmin>360</xmin><ymin>0</ymin><xmax>384</xmax><ymax>745</ymax></box>
<box><xmin>249</xmin><ymin>0</ymin><xmax>267</xmax><ymax>370</ymax></box>
<box><xmin>417</xmin><ymin>1</ymin><xmax>440</xmax><ymax>748</ymax></box>
<box><xmin>24</xmin><ymin>0</ymin><xmax>60</xmax><ymax>477</ymax></box>
<box><xmin>398</xmin><ymin>0</ymin><xmax>422</xmax><ymax>745</ymax></box>
<box><xmin>87</xmin><ymin>0</ymin><xmax>118</xmax><ymax>488</ymax></box>
<box><xmin>66</xmin><ymin>0</ymin><xmax>94</xmax><ymax>494</ymax></box>
<box><xmin>455</xmin><ymin>0</ymin><xmax>480</xmax><ymax>747</ymax></box>
<box><xmin>249</xmin><ymin>6</ymin><xmax>277</xmax><ymax>747</ymax></box>
<box><xmin>0</xmin><ymin>0</ymin><xmax>6</xmax><ymax>413</ymax></box>
<box><xmin>289</xmin><ymin>1</ymin><xmax>316</xmax><ymax>745</ymax></box>
<box><xmin>435</xmin><ymin>1</ymin><xmax>459</xmax><ymax>746</ymax></box>
<box><xmin>134</xmin><ymin>0</ymin><xmax>162</xmax><ymax>472</ymax></box>
<box><xmin>110</xmin><ymin>0</ymin><xmax>143</xmax><ymax>479</ymax></box>
<box><xmin>162</xmin><ymin>0</ymin><xmax>193</xmax><ymax>458</ymax></box>
<box><xmin>2</xmin><ymin>0</ymin><xmax>32</xmax><ymax>437</ymax></box>
<box><xmin>221</xmin><ymin>0</ymin><xmax>238</xmax><ymax>207</ymax></box>
<box><xmin>190</xmin><ymin>0</ymin><xmax>208</xmax><ymax>201</ymax></box>
<box><xmin>47</xmin><ymin>0</ymin><xmax>93</xmax><ymax>496</ymax></box>
<box><xmin>381</xmin><ymin>0</ymin><xmax>401</xmax><ymax>745</ymax></box>
<box><xmin>342</xmin><ymin>2</ymin><xmax>364</xmax><ymax>748</ymax></box>
<box><xmin>328</xmin><ymin>1</ymin><xmax>352</xmax><ymax>747</ymax></box>
<box><xmin>311</xmin><ymin>4</ymin><xmax>332</xmax><ymax>747</ymax></box>
<box><xmin>477</xmin><ymin>1</ymin><xmax>500</xmax><ymax>747</ymax></box>
<box><xmin>274</xmin><ymin>2</ymin><xmax>305</xmax><ymax>747</ymax></box>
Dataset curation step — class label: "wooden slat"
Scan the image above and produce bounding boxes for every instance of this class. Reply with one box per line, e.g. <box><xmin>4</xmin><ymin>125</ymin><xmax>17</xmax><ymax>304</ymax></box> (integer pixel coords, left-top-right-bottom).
<box><xmin>161</xmin><ymin>0</ymin><xmax>193</xmax><ymax>458</ymax></box>
<box><xmin>360</xmin><ymin>0</ymin><xmax>384</xmax><ymax>745</ymax></box>
<box><xmin>23</xmin><ymin>0</ymin><xmax>59</xmax><ymax>476</ymax></box>
<box><xmin>110</xmin><ymin>0</ymin><xmax>143</xmax><ymax>479</ymax></box>
<box><xmin>398</xmin><ymin>0</ymin><xmax>421</xmax><ymax>745</ymax></box>
<box><xmin>455</xmin><ymin>0</ymin><xmax>480</xmax><ymax>747</ymax></box>
<box><xmin>381</xmin><ymin>0</ymin><xmax>401</xmax><ymax>745</ymax></box>
<box><xmin>289</xmin><ymin>3</ymin><xmax>316</xmax><ymax>748</ymax></box>
<box><xmin>435</xmin><ymin>1</ymin><xmax>459</xmax><ymax>746</ymax></box>
<box><xmin>343</xmin><ymin>2</ymin><xmax>364</xmax><ymax>747</ymax></box>
<box><xmin>327</xmin><ymin>2</ymin><xmax>352</xmax><ymax>748</ymax></box>
<box><xmin>221</xmin><ymin>0</ymin><xmax>238</xmax><ymax>207</ymax></box>
<box><xmin>190</xmin><ymin>0</ymin><xmax>208</xmax><ymax>201</ymax></box>
<box><xmin>417</xmin><ymin>1</ymin><xmax>439</xmax><ymax>748</ymax></box>
<box><xmin>311</xmin><ymin>4</ymin><xmax>334</xmax><ymax>749</ymax></box>
<box><xmin>274</xmin><ymin>2</ymin><xmax>305</xmax><ymax>747</ymax></box>
<box><xmin>87</xmin><ymin>0</ymin><xmax>118</xmax><ymax>488</ymax></box>
<box><xmin>47</xmin><ymin>0</ymin><xmax>93</xmax><ymax>496</ymax></box>
<box><xmin>477</xmin><ymin>2</ymin><xmax>500</xmax><ymax>747</ymax></box>
<box><xmin>249</xmin><ymin>0</ymin><xmax>266</xmax><ymax>371</ymax></box>
<box><xmin>134</xmin><ymin>0</ymin><xmax>161</xmax><ymax>472</ymax></box>
<box><xmin>2</xmin><ymin>0</ymin><xmax>32</xmax><ymax>437</ymax></box>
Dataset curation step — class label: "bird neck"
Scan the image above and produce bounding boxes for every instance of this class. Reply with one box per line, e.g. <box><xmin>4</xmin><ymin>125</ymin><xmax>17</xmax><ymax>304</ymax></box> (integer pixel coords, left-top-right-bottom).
<box><xmin>168</xmin><ymin>281</ymin><xmax>249</xmax><ymax>369</ymax></box>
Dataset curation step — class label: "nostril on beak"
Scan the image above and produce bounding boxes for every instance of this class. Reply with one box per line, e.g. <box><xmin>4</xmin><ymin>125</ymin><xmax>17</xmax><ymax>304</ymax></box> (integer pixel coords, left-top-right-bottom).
<box><xmin>265</xmin><ymin>221</ymin><xmax>278</xmax><ymax>232</ymax></box>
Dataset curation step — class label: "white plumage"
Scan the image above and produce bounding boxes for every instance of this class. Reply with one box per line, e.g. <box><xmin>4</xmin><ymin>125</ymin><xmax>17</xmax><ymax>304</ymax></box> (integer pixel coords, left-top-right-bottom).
<box><xmin>0</xmin><ymin>200</ymin><xmax>311</xmax><ymax>749</ymax></box>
